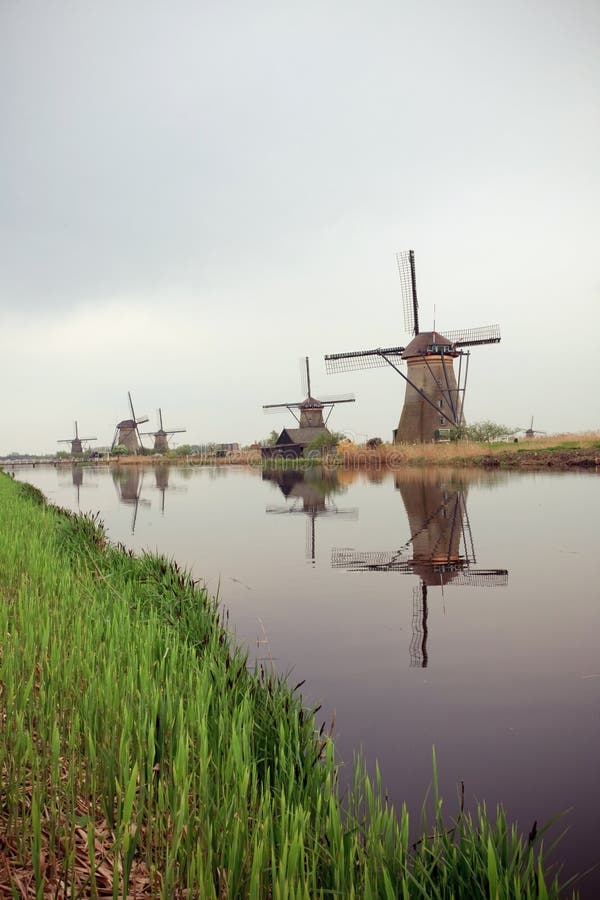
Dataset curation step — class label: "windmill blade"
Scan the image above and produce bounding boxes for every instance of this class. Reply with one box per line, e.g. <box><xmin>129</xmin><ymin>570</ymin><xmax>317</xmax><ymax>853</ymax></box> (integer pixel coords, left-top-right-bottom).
<box><xmin>136</xmin><ymin>416</ymin><xmax>150</xmax><ymax>425</ymax></box>
<box><xmin>440</xmin><ymin>324</ymin><xmax>500</xmax><ymax>347</ymax></box>
<box><xmin>79</xmin><ymin>436</ymin><xmax>97</xmax><ymax>442</ymax></box>
<box><xmin>444</xmin><ymin>568</ymin><xmax>508</xmax><ymax>587</ymax></box>
<box><xmin>331</xmin><ymin>548</ymin><xmax>411</xmax><ymax>571</ymax></box>
<box><xmin>128</xmin><ymin>391</ymin><xmax>136</xmax><ymax>421</ymax></box>
<box><xmin>159</xmin><ymin>408</ymin><xmax>164</xmax><ymax>431</ymax></box>
<box><xmin>74</xmin><ymin>420</ymin><xmax>79</xmax><ymax>439</ymax></box>
<box><xmin>313</xmin><ymin>394</ymin><xmax>355</xmax><ymax>405</ymax></box>
<box><xmin>396</xmin><ymin>249</ymin><xmax>419</xmax><ymax>336</ymax></box>
<box><xmin>325</xmin><ymin>347</ymin><xmax>405</xmax><ymax>373</ymax></box>
<box><xmin>263</xmin><ymin>401</ymin><xmax>304</xmax><ymax>411</ymax></box>
<box><xmin>165</xmin><ymin>428</ymin><xmax>186</xmax><ymax>435</ymax></box>
<box><xmin>299</xmin><ymin>357</ymin><xmax>310</xmax><ymax>396</ymax></box>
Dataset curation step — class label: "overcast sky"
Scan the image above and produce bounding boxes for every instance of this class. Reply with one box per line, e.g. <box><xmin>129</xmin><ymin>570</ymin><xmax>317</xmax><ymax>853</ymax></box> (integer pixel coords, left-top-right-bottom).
<box><xmin>1</xmin><ymin>0</ymin><xmax>598</xmax><ymax>453</ymax></box>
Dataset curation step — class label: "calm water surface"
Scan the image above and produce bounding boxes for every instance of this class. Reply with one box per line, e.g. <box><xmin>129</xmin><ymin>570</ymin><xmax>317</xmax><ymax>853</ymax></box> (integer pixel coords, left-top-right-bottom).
<box><xmin>7</xmin><ymin>462</ymin><xmax>600</xmax><ymax>894</ymax></box>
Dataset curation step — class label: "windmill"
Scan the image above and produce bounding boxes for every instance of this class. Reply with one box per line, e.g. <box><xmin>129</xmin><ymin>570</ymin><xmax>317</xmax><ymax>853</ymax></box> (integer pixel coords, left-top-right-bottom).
<box><xmin>264</xmin><ymin>468</ymin><xmax>357</xmax><ymax>561</ymax></box>
<box><xmin>111</xmin><ymin>392</ymin><xmax>149</xmax><ymax>454</ymax></box>
<box><xmin>262</xmin><ymin>357</ymin><xmax>355</xmax><ymax>458</ymax></box>
<box><xmin>518</xmin><ymin>417</ymin><xmax>546</xmax><ymax>439</ymax></box>
<box><xmin>57</xmin><ymin>421</ymin><xmax>97</xmax><ymax>455</ymax></box>
<box><xmin>325</xmin><ymin>250</ymin><xmax>501</xmax><ymax>443</ymax></box>
<box><xmin>332</xmin><ymin>470</ymin><xmax>508</xmax><ymax>666</ymax></box>
<box><xmin>142</xmin><ymin>409</ymin><xmax>186</xmax><ymax>452</ymax></box>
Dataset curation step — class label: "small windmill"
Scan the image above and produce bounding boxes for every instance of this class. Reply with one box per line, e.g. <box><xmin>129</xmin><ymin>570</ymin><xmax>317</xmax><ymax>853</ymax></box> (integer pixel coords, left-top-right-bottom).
<box><xmin>325</xmin><ymin>250</ymin><xmax>501</xmax><ymax>443</ymax></box>
<box><xmin>57</xmin><ymin>421</ymin><xmax>97</xmax><ymax>455</ymax></box>
<box><xmin>111</xmin><ymin>392</ymin><xmax>149</xmax><ymax>454</ymax></box>
<box><xmin>519</xmin><ymin>417</ymin><xmax>546</xmax><ymax>439</ymax></box>
<box><xmin>264</xmin><ymin>468</ymin><xmax>357</xmax><ymax>561</ymax></box>
<box><xmin>142</xmin><ymin>409</ymin><xmax>186</xmax><ymax>452</ymax></box>
<box><xmin>332</xmin><ymin>472</ymin><xmax>508</xmax><ymax>666</ymax></box>
<box><xmin>262</xmin><ymin>357</ymin><xmax>355</xmax><ymax>458</ymax></box>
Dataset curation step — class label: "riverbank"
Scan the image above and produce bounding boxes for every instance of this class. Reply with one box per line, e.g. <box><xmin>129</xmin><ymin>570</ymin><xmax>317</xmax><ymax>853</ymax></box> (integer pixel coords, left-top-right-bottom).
<box><xmin>0</xmin><ymin>472</ymin><xmax>577</xmax><ymax>897</ymax></box>
<box><xmin>4</xmin><ymin>432</ymin><xmax>598</xmax><ymax>473</ymax></box>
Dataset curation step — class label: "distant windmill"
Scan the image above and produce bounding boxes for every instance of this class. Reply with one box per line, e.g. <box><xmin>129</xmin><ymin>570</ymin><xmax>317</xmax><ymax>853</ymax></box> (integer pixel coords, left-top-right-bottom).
<box><xmin>142</xmin><ymin>409</ymin><xmax>186</xmax><ymax>452</ymax></box>
<box><xmin>264</xmin><ymin>468</ymin><xmax>357</xmax><ymax>561</ymax></box>
<box><xmin>57</xmin><ymin>421</ymin><xmax>97</xmax><ymax>456</ymax></box>
<box><xmin>111</xmin><ymin>392</ymin><xmax>149</xmax><ymax>454</ymax></box>
<box><xmin>519</xmin><ymin>417</ymin><xmax>546</xmax><ymax>439</ymax></box>
<box><xmin>325</xmin><ymin>250</ymin><xmax>501</xmax><ymax>443</ymax></box>
<box><xmin>332</xmin><ymin>471</ymin><xmax>508</xmax><ymax>667</ymax></box>
<box><xmin>262</xmin><ymin>357</ymin><xmax>355</xmax><ymax>458</ymax></box>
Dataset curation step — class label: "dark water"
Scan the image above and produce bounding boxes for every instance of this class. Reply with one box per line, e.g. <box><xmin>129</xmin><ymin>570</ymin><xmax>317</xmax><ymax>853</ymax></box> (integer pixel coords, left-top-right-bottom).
<box><xmin>7</xmin><ymin>462</ymin><xmax>600</xmax><ymax>895</ymax></box>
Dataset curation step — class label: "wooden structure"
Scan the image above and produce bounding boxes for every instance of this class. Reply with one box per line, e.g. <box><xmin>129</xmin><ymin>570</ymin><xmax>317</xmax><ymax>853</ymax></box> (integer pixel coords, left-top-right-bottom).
<box><xmin>325</xmin><ymin>250</ymin><xmax>501</xmax><ymax>443</ymax></box>
<box><xmin>262</xmin><ymin>357</ymin><xmax>354</xmax><ymax>458</ymax></box>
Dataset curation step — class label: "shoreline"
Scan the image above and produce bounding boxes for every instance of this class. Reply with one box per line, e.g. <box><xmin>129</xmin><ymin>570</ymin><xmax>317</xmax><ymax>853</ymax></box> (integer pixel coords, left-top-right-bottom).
<box><xmin>3</xmin><ymin>442</ymin><xmax>599</xmax><ymax>473</ymax></box>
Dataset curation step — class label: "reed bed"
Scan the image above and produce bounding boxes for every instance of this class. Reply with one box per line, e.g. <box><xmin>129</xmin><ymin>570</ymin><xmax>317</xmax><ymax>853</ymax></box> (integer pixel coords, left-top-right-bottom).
<box><xmin>336</xmin><ymin>432</ymin><xmax>600</xmax><ymax>468</ymax></box>
<box><xmin>0</xmin><ymin>473</ymin><xmax>577</xmax><ymax>897</ymax></box>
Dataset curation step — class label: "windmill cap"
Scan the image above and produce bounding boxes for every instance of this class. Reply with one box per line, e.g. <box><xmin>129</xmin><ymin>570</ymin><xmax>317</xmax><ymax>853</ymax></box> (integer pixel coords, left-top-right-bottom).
<box><xmin>299</xmin><ymin>396</ymin><xmax>324</xmax><ymax>409</ymax></box>
<box><xmin>402</xmin><ymin>331</ymin><xmax>457</xmax><ymax>359</ymax></box>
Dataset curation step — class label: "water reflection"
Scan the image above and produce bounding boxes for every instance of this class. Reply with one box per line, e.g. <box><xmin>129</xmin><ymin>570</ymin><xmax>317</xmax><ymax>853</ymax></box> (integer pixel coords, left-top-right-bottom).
<box><xmin>333</xmin><ymin>469</ymin><xmax>508</xmax><ymax>666</ymax></box>
<box><xmin>153</xmin><ymin>462</ymin><xmax>187</xmax><ymax>514</ymax></box>
<box><xmin>55</xmin><ymin>464</ymin><xmax>99</xmax><ymax>509</ymax></box>
<box><xmin>111</xmin><ymin>466</ymin><xmax>150</xmax><ymax>533</ymax></box>
<box><xmin>263</xmin><ymin>467</ymin><xmax>357</xmax><ymax>561</ymax></box>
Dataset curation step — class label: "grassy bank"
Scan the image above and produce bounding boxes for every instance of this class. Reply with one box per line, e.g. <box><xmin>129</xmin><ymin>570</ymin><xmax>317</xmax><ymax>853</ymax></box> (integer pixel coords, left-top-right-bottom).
<box><xmin>0</xmin><ymin>473</ymin><xmax>576</xmax><ymax>897</ymax></box>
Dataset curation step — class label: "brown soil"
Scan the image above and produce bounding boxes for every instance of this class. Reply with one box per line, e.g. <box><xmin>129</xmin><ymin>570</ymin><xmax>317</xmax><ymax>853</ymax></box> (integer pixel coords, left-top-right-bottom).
<box><xmin>477</xmin><ymin>448</ymin><xmax>600</xmax><ymax>470</ymax></box>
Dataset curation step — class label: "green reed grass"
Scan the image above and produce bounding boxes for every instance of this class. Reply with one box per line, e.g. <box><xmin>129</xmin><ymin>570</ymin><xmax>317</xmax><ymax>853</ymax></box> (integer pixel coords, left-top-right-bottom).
<box><xmin>0</xmin><ymin>473</ymin><xmax>578</xmax><ymax>897</ymax></box>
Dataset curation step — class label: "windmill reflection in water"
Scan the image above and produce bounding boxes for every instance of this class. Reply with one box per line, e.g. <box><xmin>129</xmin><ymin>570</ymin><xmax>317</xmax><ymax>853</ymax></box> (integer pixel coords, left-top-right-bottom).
<box><xmin>111</xmin><ymin>466</ymin><xmax>151</xmax><ymax>533</ymax></box>
<box><xmin>332</xmin><ymin>471</ymin><xmax>508</xmax><ymax>666</ymax></box>
<box><xmin>263</xmin><ymin>467</ymin><xmax>357</xmax><ymax>562</ymax></box>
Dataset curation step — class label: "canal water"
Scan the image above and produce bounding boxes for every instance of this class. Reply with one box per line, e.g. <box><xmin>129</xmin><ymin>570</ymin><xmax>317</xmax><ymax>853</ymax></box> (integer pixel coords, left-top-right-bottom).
<box><xmin>7</xmin><ymin>462</ymin><xmax>600</xmax><ymax>894</ymax></box>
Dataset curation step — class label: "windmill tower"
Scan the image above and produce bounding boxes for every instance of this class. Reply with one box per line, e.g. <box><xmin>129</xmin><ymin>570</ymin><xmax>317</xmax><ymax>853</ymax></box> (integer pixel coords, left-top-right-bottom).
<box><xmin>262</xmin><ymin>357</ymin><xmax>355</xmax><ymax>458</ymax></box>
<box><xmin>142</xmin><ymin>409</ymin><xmax>186</xmax><ymax>452</ymax></box>
<box><xmin>263</xmin><ymin>468</ymin><xmax>357</xmax><ymax>561</ymax></box>
<box><xmin>57</xmin><ymin>421</ymin><xmax>97</xmax><ymax>456</ymax></box>
<box><xmin>332</xmin><ymin>470</ymin><xmax>508</xmax><ymax>666</ymax></box>
<box><xmin>111</xmin><ymin>392</ymin><xmax>149</xmax><ymax>454</ymax></box>
<box><xmin>325</xmin><ymin>250</ymin><xmax>501</xmax><ymax>443</ymax></box>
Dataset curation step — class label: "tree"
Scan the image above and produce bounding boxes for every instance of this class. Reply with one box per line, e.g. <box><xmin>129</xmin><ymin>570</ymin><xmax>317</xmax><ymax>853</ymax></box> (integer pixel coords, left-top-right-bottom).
<box><xmin>366</xmin><ymin>437</ymin><xmax>383</xmax><ymax>448</ymax></box>
<box><xmin>111</xmin><ymin>444</ymin><xmax>128</xmax><ymax>456</ymax></box>
<box><xmin>452</xmin><ymin>421</ymin><xmax>517</xmax><ymax>443</ymax></box>
<box><xmin>306</xmin><ymin>431</ymin><xmax>345</xmax><ymax>456</ymax></box>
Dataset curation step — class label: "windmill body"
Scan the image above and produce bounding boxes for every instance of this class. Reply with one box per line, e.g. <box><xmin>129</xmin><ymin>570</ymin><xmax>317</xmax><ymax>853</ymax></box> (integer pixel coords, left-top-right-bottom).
<box><xmin>142</xmin><ymin>409</ymin><xmax>186</xmax><ymax>452</ymax></box>
<box><xmin>57</xmin><ymin>421</ymin><xmax>97</xmax><ymax>456</ymax></box>
<box><xmin>111</xmin><ymin>393</ymin><xmax>149</xmax><ymax>453</ymax></box>
<box><xmin>325</xmin><ymin>250</ymin><xmax>500</xmax><ymax>443</ymax></box>
<box><xmin>262</xmin><ymin>357</ymin><xmax>354</xmax><ymax>458</ymax></box>
<box><xmin>396</xmin><ymin>331</ymin><xmax>463</xmax><ymax>443</ymax></box>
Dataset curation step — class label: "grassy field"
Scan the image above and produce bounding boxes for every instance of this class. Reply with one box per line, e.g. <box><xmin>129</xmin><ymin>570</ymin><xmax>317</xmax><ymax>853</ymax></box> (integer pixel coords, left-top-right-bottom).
<box><xmin>0</xmin><ymin>473</ymin><xmax>578</xmax><ymax>897</ymax></box>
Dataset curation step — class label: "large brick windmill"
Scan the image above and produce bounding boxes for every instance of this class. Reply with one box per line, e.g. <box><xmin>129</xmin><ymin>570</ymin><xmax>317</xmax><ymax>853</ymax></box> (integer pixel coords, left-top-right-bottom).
<box><xmin>111</xmin><ymin>392</ymin><xmax>149</xmax><ymax>454</ymax></box>
<box><xmin>325</xmin><ymin>251</ymin><xmax>501</xmax><ymax>443</ymax></box>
